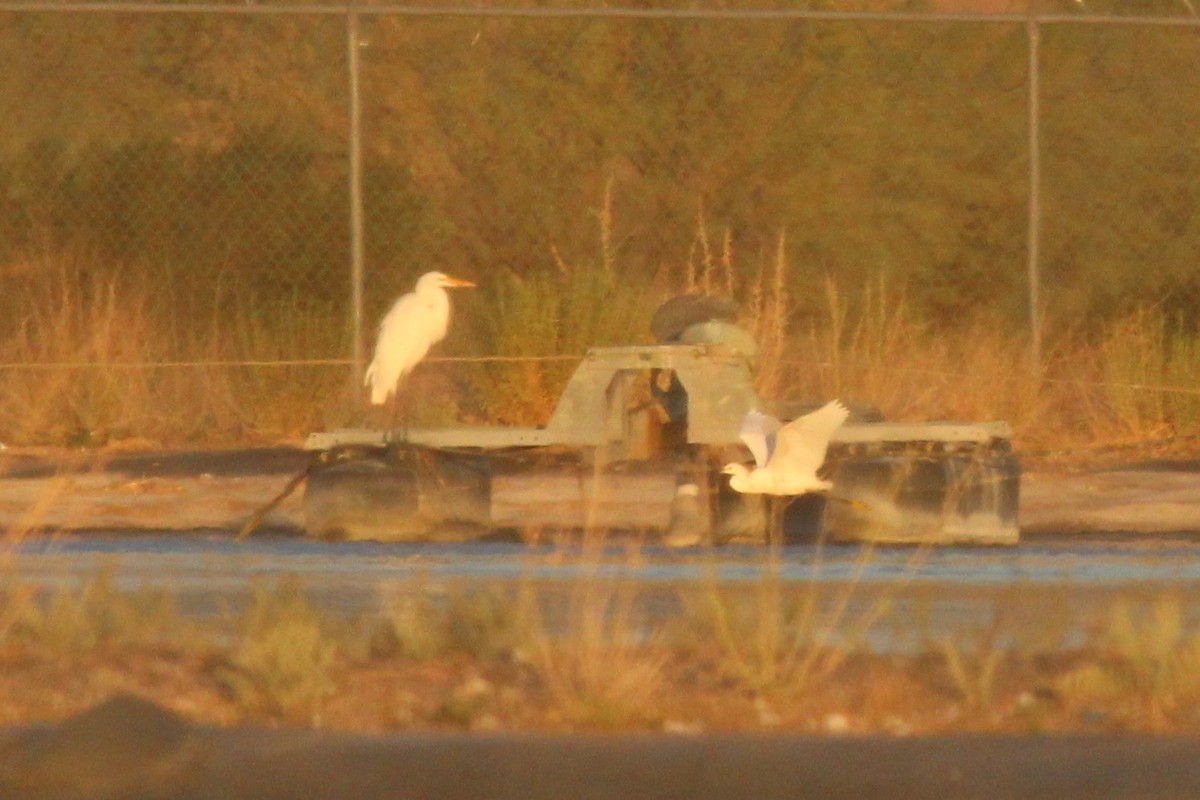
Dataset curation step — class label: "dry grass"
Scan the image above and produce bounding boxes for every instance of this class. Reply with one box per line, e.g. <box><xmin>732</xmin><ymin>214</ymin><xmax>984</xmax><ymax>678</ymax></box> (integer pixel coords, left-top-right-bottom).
<box><xmin>4</xmin><ymin>218</ymin><xmax>1200</xmax><ymax>451</ymax></box>
<box><xmin>1055</xmin><ymin>595</ymin><xmax>1200</xmax><ymax>726</ymax></box>
<box><xmin>463</xmin><ymin>182</ymin><xmax>664</xmax><ymax>425</ymax></box>
<box><xmin>0</xmin><ymin>246</ymin><xmax>351</xmax><ymax>447</ymax></box>
<box><xmin>3</xmin><ymin>565</ymin><xmax>1200</xmax><ymax>734</ymax></box>
<box><xmin>673</xmin><ymin>214</ymin><xmax>1200</xmax><ymax>453</ymax></box>
<box><xmin>685</xmin><ymin>545</ymin><xmax>867</xmax><ymax>697</ymax></box>
<box><xmin>515</xmin><ymin>540</ymin><xmax>671</xmax><ymax>728</ymax></box>
<box><xmin>767</xmin><ymin>278</ymin><xmax>1200</xmax><ymax>453</ymax></box>
<box><xmin>1</xmin><ymin>569</ymin><xmax>180</xmax><ymax>657</ymax></box>
<box><xmin>213</xmin><ymin>577</ymin><xmax>338</xmax><ymax>721</ymax></box>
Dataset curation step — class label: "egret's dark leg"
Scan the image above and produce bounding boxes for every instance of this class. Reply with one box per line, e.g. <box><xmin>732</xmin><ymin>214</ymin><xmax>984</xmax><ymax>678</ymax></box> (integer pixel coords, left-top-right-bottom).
<box><xmin>387</xmin><ymin>391</ymin><xmax>403</xmax><ymax>442</ymax></box>
<box><xmin>401</xmin><ymin>389</ymin><xmax>411</xmax><ymax>443</ymax></box>
<box><xmin>386</xmin><ymin>381</ymin><xmax>412</xmax><ymax>443</ymax></box>
<box><xmin>766</xmin><ymin>496</ymin><xmax>786</xmax><ymax>546</ymax></box>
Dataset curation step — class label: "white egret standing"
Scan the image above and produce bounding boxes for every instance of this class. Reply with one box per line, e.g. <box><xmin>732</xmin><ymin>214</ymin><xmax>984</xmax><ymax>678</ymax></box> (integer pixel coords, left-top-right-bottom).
<box><xmin>721</xmin><ymin>400</ymin><xmax>849</xmax><ymax>542</ymax></box>
<box><xmin>364</xmin><ymin>271</ymin><xmax>475</xmax><ymax>408</ymax></box>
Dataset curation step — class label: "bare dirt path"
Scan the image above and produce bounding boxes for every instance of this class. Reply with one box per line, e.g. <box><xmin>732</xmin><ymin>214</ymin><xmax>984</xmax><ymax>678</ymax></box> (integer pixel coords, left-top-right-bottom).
<box><xmin>0</xmin><ymin>447</ymin><xmax>309</xmax><ymax>534</ymax></box>
<box><xmin>1021</xmin><ymin>459</ymin><xmax>1200</xmax><ymax>535</ymax></box>
<box><xmin>3</xmin><ymin>446</ymin><xmax>1200</xmax><ymax>537</ymax></box>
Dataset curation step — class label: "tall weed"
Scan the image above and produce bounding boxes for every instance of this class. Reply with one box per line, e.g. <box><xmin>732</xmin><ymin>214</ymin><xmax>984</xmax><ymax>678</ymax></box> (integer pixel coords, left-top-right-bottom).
<box><xmin>1</xmin><ymin>569</ymin><xmax>180</xmax><ymax>655</ymax></box>
<box><xmin>1057</xmin><ymin>596</ymin><xmax>1200</xmax><ymax>725</ymax></box>
<box><xmin>1095</xmin><ymin>307</ymin><xmax>1200</xmax><ymax>441</ymax></box>
<box><xmin>6</xmin><ymin>214</ymin><xmax>1200</xmax><ymax>451</ymax></box>
<box><xmin>216</xmin><ymin>578</ymin><xmax>337</xmax><ymax>720</ymax></box>
<box><xmin>466</xmin><ymin>184</ymin><xmax>661</xmax><ymax>424</ymax></box>
<box><xmin>0</xmin><ymin>247</ymin><xmax>350</xmax><ymax>445</ymax></box>
<box><xmin>518</xmin><ymin>544</ymin><xmax>668</xmax><ymax>728</ymax></box>
<box><xmin>686</xmin><ymin>545</ymin><xmax>882</xmax><ymax>697</ymax></box>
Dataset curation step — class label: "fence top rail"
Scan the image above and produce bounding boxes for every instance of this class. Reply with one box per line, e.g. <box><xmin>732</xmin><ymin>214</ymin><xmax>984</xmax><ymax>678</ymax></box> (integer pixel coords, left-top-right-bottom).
<box><xmin>0</xmin><ymin>1</ymin><xmax>1198</xmax><ymax>26</ymax></box>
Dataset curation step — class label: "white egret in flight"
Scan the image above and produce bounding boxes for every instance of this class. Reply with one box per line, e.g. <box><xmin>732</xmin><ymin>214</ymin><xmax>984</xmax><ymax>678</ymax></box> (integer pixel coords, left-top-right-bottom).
<box><xmin>721</xmin><ymin>400</ymin><xmax>849</xmax><ymax>495</ymax></box>
<box><xmin>364</xmin><ymin>271</ymin><xmax>475</xmax><ymax>406</ymax></box>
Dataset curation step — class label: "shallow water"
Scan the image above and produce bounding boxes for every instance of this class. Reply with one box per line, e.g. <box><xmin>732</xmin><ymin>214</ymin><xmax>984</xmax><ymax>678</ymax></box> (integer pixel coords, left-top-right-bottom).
<box><xmin>8</xmin><ymin>532</ymin><xmax>1200</xmax><ymax>651</ymax></box>
<box><xmin>12</xmin><ymin>531</ymin><xmax>1200</xmax><ymax>585</ymax></box>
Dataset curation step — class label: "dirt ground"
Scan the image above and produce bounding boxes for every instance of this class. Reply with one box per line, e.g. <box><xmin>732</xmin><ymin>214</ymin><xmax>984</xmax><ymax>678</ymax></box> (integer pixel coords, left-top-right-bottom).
<box><xmin>0</xmin><ymin>446</ymin><xmax>310</xmax><ymax>534</ymax></box>
<box><xmin>2</xmin><ymin>444</ymin><xmax>1200</xmax><ymax>740</ymax></box>
<box><xmin>3</xmin><ymin>443</ymin><xmax>1200</xmax><ymax>536</ymax></box>
<box><xmin>0</xmin><ymin>634</ymin><xmax>1184</xmax><ymax>738</ymax></box>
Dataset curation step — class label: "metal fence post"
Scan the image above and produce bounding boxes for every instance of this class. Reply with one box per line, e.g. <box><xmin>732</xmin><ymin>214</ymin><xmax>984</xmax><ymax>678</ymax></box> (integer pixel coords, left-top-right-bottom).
<box><xmin>348</xmin><ymin>4</ymin><xmax>366</xmax><ymax>385</ymax></box>
<box><xmin>1027</xmin><ymin>17</ymin><xmax>1042</xmax><ymax>372</ymax></box>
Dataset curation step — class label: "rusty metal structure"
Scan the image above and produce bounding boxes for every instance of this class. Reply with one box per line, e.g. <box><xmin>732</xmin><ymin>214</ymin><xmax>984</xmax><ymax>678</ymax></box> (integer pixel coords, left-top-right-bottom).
<box><xmin>303</xmin><ymin>340</ymin><xmax>1019</xmax><ymax>546</ymax></box>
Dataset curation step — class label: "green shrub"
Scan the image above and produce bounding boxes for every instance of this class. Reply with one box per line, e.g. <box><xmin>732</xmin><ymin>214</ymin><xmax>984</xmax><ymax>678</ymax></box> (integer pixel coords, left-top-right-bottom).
<box><xmin>216</xmin><ymin>579</ymin><xmax>337</xmax><ymax>720</ymax></box>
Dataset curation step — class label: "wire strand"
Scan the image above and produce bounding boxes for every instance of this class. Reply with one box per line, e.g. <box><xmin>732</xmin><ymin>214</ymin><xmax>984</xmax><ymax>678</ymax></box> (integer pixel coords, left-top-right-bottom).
<box><xmin>5</xmin><ymin>353</ymin><xmax>1200</xmax><ymax>397</ymax></box>
<box><xmin>0</xmin><ymin>1</ymin><xmax>1198</xmax><ymax>26</ymax></box>
<box><xmin>0</xmin><ymin>354</ymin><xmax>582</xmax><ymax>370</ymax></box>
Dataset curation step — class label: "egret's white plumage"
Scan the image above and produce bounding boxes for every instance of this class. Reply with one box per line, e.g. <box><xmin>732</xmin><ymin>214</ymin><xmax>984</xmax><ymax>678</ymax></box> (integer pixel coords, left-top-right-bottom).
<box><xmin>721</xmin><ymin>400</ymin><xmax>849</xmax><ymax>495</ymax></box>
<box><xmin>364</xmin><ymin>271</ymin><xmax>475</xmax><ymax>406</ymax></box>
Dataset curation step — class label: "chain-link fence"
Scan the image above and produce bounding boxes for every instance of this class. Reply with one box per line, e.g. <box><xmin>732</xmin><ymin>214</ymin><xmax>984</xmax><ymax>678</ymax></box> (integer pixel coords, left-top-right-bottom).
<box><xmin>2</xmin><ymin>1</ymin><xmax>1199</xmax><ymax>447</ymax></box>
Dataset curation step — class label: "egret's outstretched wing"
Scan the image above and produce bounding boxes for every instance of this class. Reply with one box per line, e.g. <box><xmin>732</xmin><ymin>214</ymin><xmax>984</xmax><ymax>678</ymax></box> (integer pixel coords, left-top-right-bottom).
<box><xmin>738</xmin><ymin>410</ymin><xmax>782</xmax><ymax>469</ymax></box>
<box><xmin>770</xmin><ymin>400</ymin><xmax>849</xmax><ymax>477</ymax></box>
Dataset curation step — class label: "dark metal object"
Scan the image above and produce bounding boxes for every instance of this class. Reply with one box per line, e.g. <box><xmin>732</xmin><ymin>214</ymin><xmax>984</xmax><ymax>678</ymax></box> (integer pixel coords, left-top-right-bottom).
<box><xmin>650</xmin><ymin>294</ymin><xmax>740</xmax><ymax>342</ymax></box>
